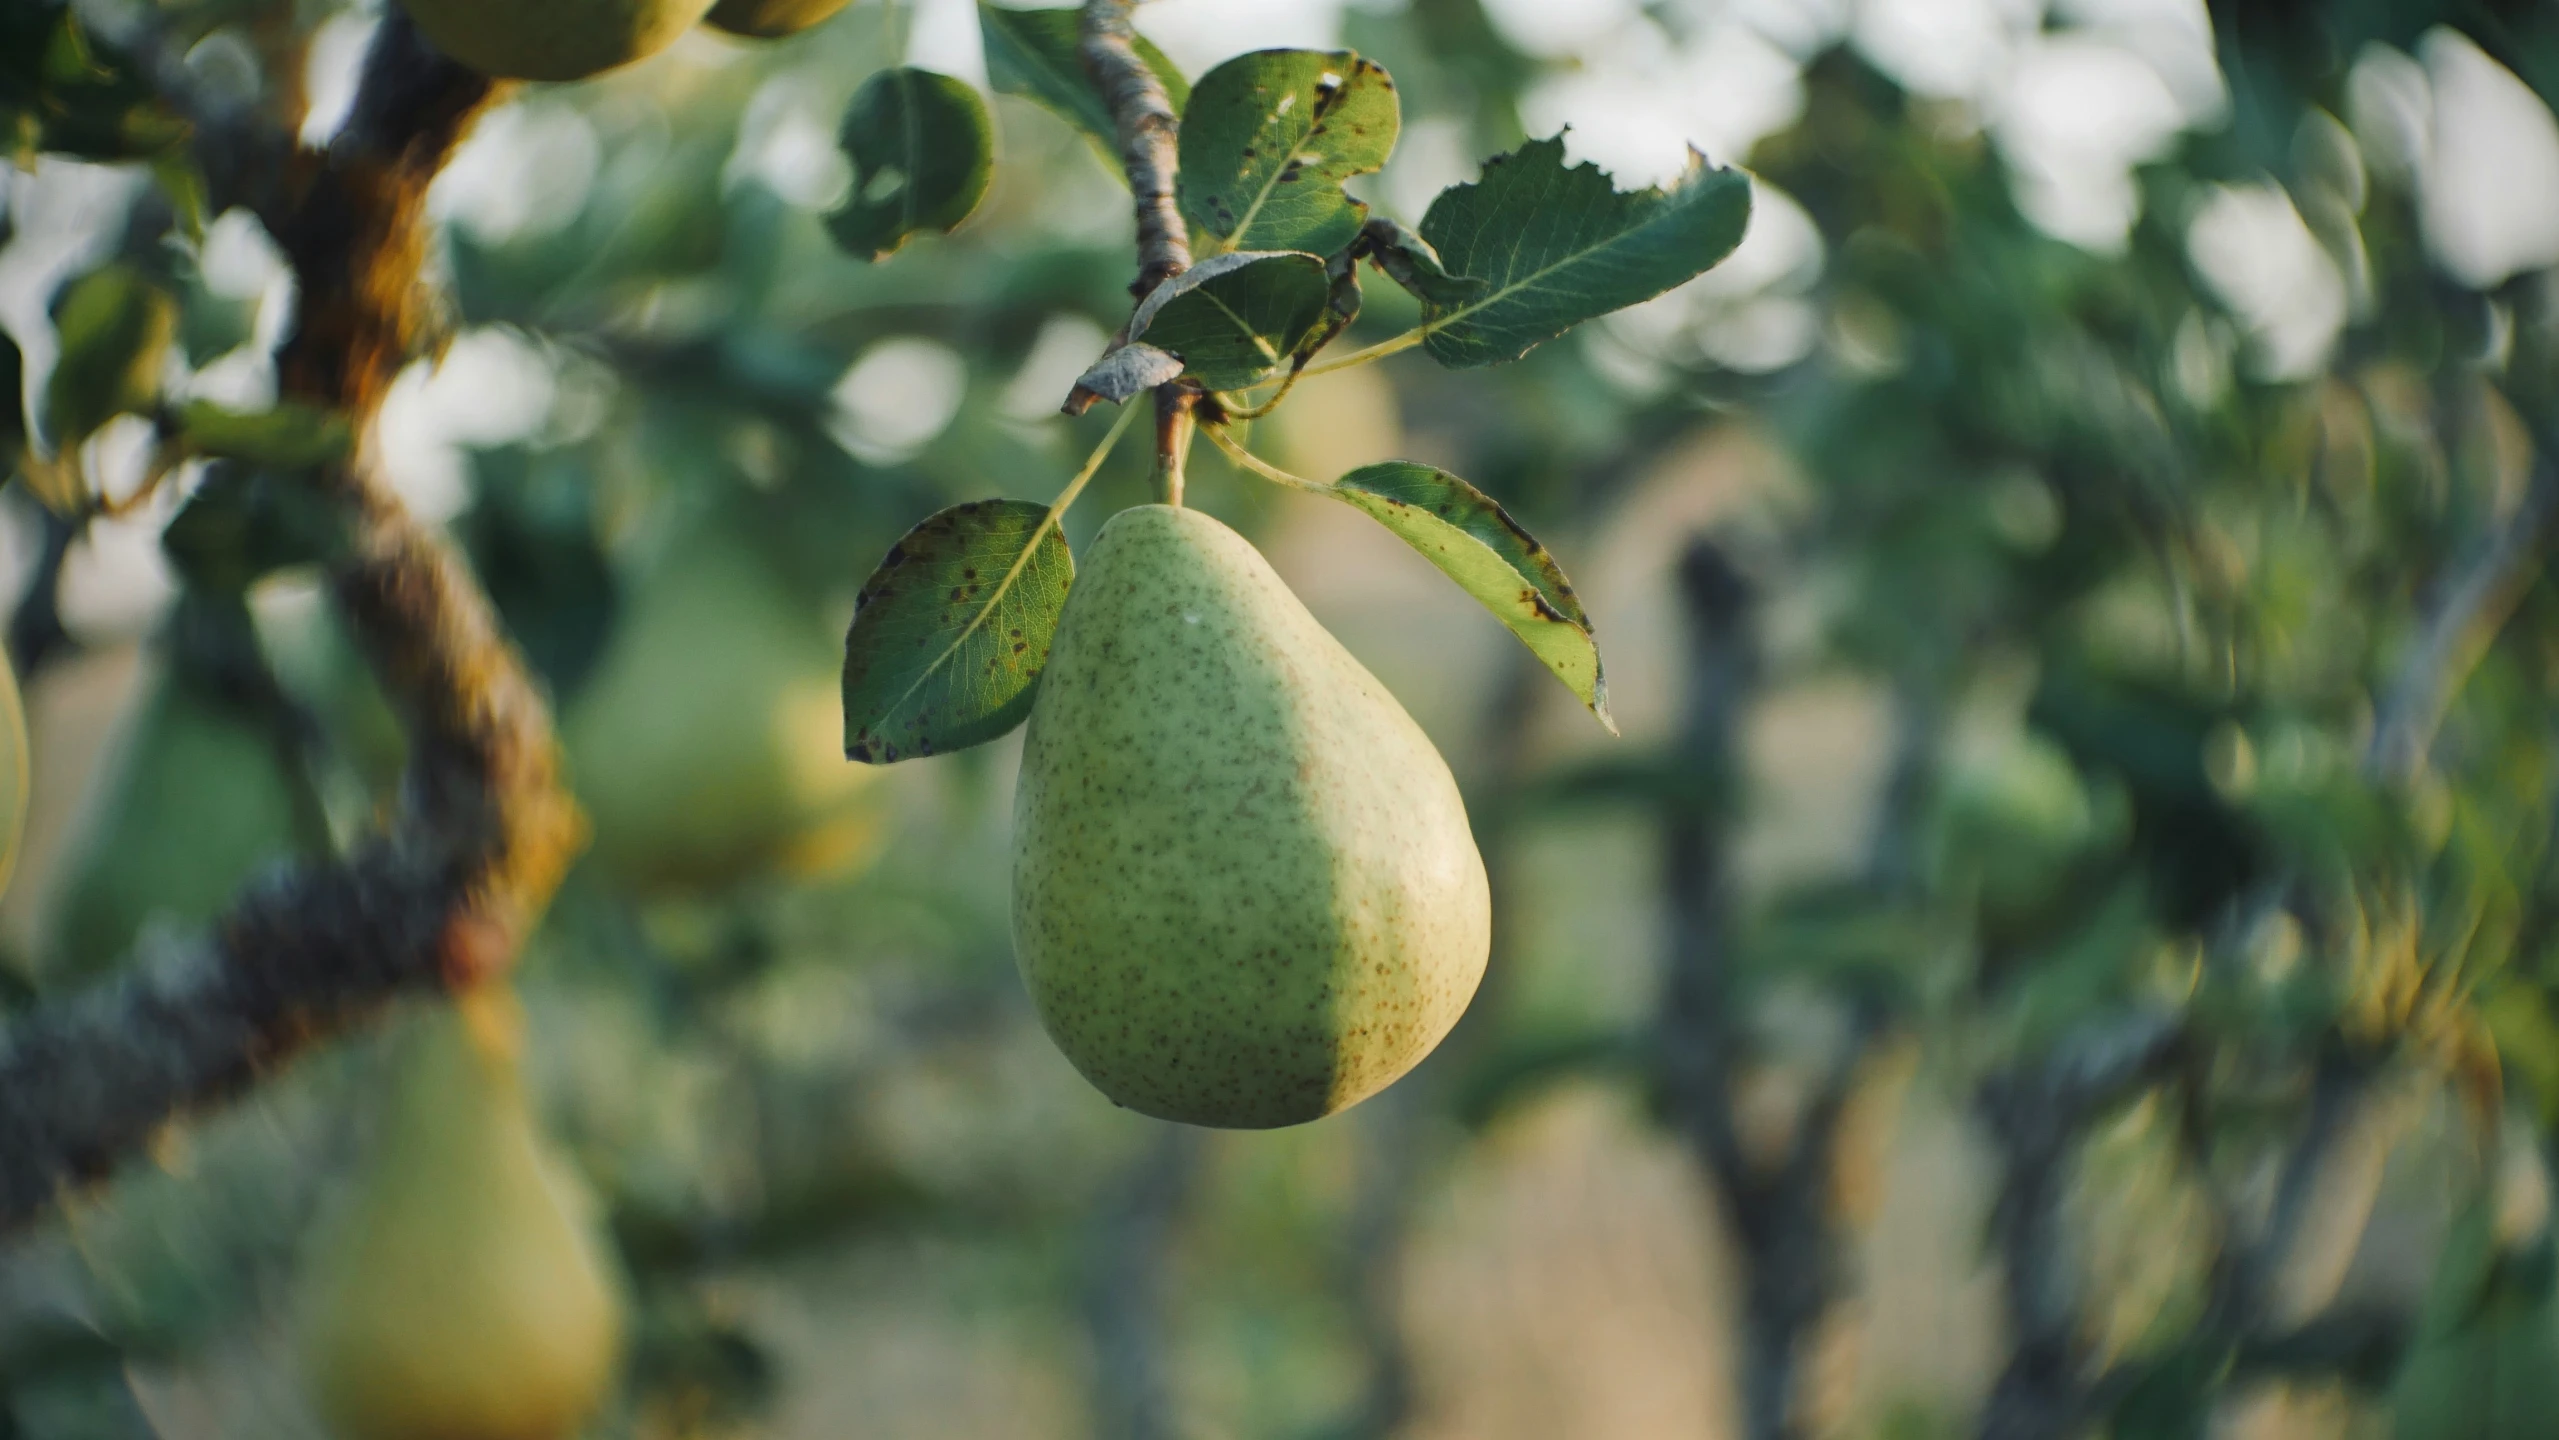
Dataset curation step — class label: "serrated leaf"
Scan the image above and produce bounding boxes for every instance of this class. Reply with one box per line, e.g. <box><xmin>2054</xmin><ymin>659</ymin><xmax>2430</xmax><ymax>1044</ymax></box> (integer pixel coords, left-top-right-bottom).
<box><xmin>178</xmin><ymin>400</ymin><xmax>352</xmax><ymax>470</ymax></box>
<box><xmin>826</xmin><ymin>67</ymin><xmax>994</xmax><ymax>263</ymax></box>
<box><xmin>1177</xmin><ymin>49</ymin><xmax>1396</xmax><ymax>257</ymax></box>
<box><xmin>842</xmin><ymin>499</ymin><xmax>1073</xmax><ymax>763</ymax></box>
<box><xmin>41</xmin><ymin>263</ymin><xmax>175</xmax><ymax>451</ymax></box>
<box><xmin>1128</xmin><ymin>250</ymin><xmax>1329</xmax><ymax>391</ymax></box>
<box><xmin>1418</xmin><ymin>136</ymin><xmax>1752</xmax><ymax>368</ymax></box>
<box><xmin>979</xmin><ymin>4</ymin><xmax>1188</xmax><ymax>164</ymax></box>
<box><xmin>1330</xmin><ymin>461</ymin><xmax>1613</xmax><ymax>730</ymax></box>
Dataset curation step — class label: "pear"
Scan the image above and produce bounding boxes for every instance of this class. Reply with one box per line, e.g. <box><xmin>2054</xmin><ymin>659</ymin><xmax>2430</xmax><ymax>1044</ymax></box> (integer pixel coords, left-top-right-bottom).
<box><xmin>301</xmin><ymin>990</ymin><xmax>623</xmax><ymax>1440</ymax></box>
<box><xmin>566</xmin><ymin>523</ymin><xmax>879</xmax><ymax>895</ymax></box>
<box><xmin>1012</xmin><ymin>505</ymin><xmax>1490</xmax><ymax>1129</ymax></box>
<box><xmin>49</xmin><ymin>666</ymin><xmax>307</xmax><ymax>982</ymax></box>
<box><xmin>703</xmin><ymin>0</ymin><xmax>849</xmax><ymax>39</ymax></box>
<box><xmin>397</xmin><ymin>0</ymin><xmax>718</xmax><ymax>82</ymax></box>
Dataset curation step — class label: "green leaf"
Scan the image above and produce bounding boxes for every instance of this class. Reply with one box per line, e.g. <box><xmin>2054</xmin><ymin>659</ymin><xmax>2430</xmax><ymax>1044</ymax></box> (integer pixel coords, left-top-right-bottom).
<box><xmin>979</xmin><ymin>4</ymin><xmax>1188</xmax><ymax>164</ymax></box>
<box><xmin>1418</xmin><ymin>136</ymin><xmax>1753</xmax><ymax>368</ymax></box>
<box><xmin>826</xmin><ymin>68</ymin><xmax>994</xmax><ymax>263</ymax></box>
<box><xmin>41</xmin><ymin>263</ymin><xmax>176</xmax><ymax>451</ymax></box>
<box><xmin>1128</xmin><ymin>250</ymin><xmax>1330</xmax><ymax>391</ymax></box>
<box><xmin>1329</xmin><ymin>461</ymin><xmax>1613</xmax><ymax>731</ymax></box>
<box><xmin>162</xmin><ymin>464</ymin><xmax>346</xmax><ymax>592</ymax></box>
<box><xmin>842</xmin><ymin>499</ymin><xmax>1074</xmax><ymax>763</ymax></box>
<box><xmin>0</xmin><ymin>4</ymin><xmax>187</xmax><ymax>164</ymax></box>
<box><xmin>1177</xmin><ymin>49</ymin><xmax>1396</xmax><ymax>257</ymax></box>
<box><xmin>177</xmin><ymin>401</ymin><xmax>354</xmax><ymax>471</ymax></box>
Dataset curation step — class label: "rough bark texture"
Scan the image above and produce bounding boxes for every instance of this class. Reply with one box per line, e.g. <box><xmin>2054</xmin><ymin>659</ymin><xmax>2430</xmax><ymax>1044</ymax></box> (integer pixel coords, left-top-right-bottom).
<box><xmin>0</xmin><ymin>16</ymin><xmax>581</xmax><ymax>1233</ymax></box>
<box><xmin>1077</xmin><ymin>0</ymin><xmax>1200</xmax><ymax>476</ymax></box>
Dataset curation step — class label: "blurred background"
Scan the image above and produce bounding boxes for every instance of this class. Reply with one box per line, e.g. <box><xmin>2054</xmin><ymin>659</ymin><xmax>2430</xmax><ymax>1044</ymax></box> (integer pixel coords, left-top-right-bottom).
<box><xmin>5</xmin><ymin>0</ymin><xmax>2559</xmax><ymax>1435</ymax></box>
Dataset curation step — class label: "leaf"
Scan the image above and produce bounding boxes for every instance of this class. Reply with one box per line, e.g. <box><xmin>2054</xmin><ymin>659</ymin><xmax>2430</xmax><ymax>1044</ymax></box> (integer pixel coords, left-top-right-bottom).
<box><xmin>1329</xmin><ymin>461</ymin><xmax>1613</xmax><ymax>731</ymax></box>
<box><xmin>1177</xmin><ymin>49</ymin><xmax>1396</xmax><ymax>257</ymax></box>
<box><xmin>161</xmin><ymin>464</ymin><xmax>346</xmax><ymax>592</ymax></box>
<box><xmin>826</xmin><ymin>68</ymin><xmax>994</xmax><ymax>263</ymax></box>
<box><xmin>979</xmin><ymin>4</ymin><xmax>1188</xmax><ymax>163</ymax></box>
<box><xmin>0</xmin><ymin>330</ymin><xmax>23</xmax><ymax>474</ymax></box>
<box><xmin>1417</xmin><ymin>136</ymin><xmax>1753</xmax><ymax>368</ymax></box>
<box><xmin>842</xmin><ymin>499</ymin><xmax>1074</xmax><ymax>763</ymax></box>
<box><xmin>1068</xmin><ymin>342</ymin><xmax>1183</xmax><ymax>408</ymax></box>
<box><xmin>41</xmin><ymin>263</ymin><xmax>176</xmax><ymax>451</ymax></box>
<box><xmin>1128</xmin><ymin>250</ymin><xmax>1330</xmax><ymax>391</ymax></box>
<box><xmin>178</xmin><ymin>401</ymin><xmax>353</xmax><ymax>470</ymax></box>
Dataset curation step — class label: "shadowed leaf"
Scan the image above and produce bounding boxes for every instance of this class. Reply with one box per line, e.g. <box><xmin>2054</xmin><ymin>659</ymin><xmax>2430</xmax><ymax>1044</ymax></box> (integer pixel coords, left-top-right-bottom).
<box><xmin>1418</xmin><ymin>136</ymin><xmax>1752</xmax><ymax>368</ymax></box>
<box><xmin>1331</xmin><ymin>461</ymin><xmax>1613</xmax><ymax>731</ymax></box>
<box><xmin>1178</xmin><ymin>49</ymin><xmax>1396</xmax><ymax>257</ymax></box>
<box><xmin>827</xmin><ymin>68</ymin><xmax>994</xmax><ymax>263</ymax></box>
<box><xmin>978</xmin><ymin>5</ymin><xmax>1187</xmax><ymax>164</ymax></box>
<box><xmin>1129</xmin><ymin>250</ymin><xmax>1330</xmax><ymax>391</ymax></box>
<box><xmin>178</xmin><ymin>401</ymin><xmax>352</xmax><ymax>471</ymax></box>
<box><xmin>842</xmin><ymin>499</ymin><xmax>1073</xmax><ymax>763</ymax></box>
<box><xmin>41</xmin><ymin>263</ymin><xmax>175</xmax><ymax>452</ymax></box>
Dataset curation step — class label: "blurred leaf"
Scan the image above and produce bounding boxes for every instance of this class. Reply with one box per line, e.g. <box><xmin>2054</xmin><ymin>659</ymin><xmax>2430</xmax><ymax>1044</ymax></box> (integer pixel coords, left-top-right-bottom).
<box><xmin>177</xmin><ymin>400</ymin><xmax>352</xmax><ymax>471</ymax></box>
<box><xmin>978</xmin><ymin>3</ymin><xmax>1188</xmax><ymax>162</ymax></box>
<box><xmin>1417</xmin><ymin>136</ymin><xmax>1752</xmax><ymax>368</ymax></box>
<box><xmin>0</xmin><ymin>328</ymin><xmax>23</xmax><ymax>475</ymax></box>
<box><xmin>41</xmin><ymin>263</ymin><xmax>176</xmax><ymax>452</ymax></box>
<box><xmin>0</xmin><ymin>3</ymin><xmax>187</xmax><ymax>165</ymax></box>
<box><xmin>1129</xmin><ymin>249</ymin><xmax>1329</xmax><ymax>390</ymax></box>
<box><xmin>1177</xmin><ymin>49</ymin><xmax>1396</xmax><ymax>257</ymax></box>
<box><xmin>2108</xmin><ymin>1342</ymin><xmax>2230</xmax><ymax>1440</ymax></box>
<box><xmin>162</xmin><ymin>465</ymin><xmax>344</xmax><ymax>592</ymax></box>
<box><xmin>1455</xmin><ymin>1027</ymin><xmax>1638</xmax><ymax>1128</ymax></box>
<box><xmin>842</xmin><ymin>499</ymin><xmax>1072</xmax><ymax>763</ymax></box>
<box><xmin>826</xmin><ymin>67</ymin><xmax>994</xmax><ymax>263</ymax></box>
<box><xmin>462</xmin><ymin>448</ymin><xmax>618</xmax><ymax>702</ymax></box>
<box><xmin>1327</xmin><ymin>460</ymin><xmax>1612</xmax><ymax>730</ymax></box>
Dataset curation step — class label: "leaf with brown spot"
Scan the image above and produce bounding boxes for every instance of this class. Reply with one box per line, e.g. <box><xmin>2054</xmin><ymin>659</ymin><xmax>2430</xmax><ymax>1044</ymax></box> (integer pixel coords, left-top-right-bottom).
<box><xmin>842</xmin><ymin>499</ymin><xmax>1073</xmax><ymax>763</ymax></box>
<box><xmin>1177</xmin><ymin>49</ymin><xmax>1397</xmax><ymax>257</ymax></box>
<box><xmin>1330</xmin><ymin>461</ymin><xmax>1614</xmax><ymax>732</ymax></box>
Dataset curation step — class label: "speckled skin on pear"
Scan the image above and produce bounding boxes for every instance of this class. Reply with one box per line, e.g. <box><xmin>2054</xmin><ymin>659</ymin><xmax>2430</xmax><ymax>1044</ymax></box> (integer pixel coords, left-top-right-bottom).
<box><xmin>1012</xmin><ymin>506</ymin><xmax>1491</xmax><ymax>1129</ymax></box>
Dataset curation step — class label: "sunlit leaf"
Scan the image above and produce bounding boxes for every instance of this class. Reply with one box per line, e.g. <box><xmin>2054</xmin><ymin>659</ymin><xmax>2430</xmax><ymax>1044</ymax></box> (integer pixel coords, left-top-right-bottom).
<box><xmin>1329</xmin><ymin>460</ymin><xmax>1613</xmax><ymax>731</ymax></box>
<box><xmin>826</xmin><ymin>68</ymin><xmax>994</xmax><ymax>263</ymax></box>
<box><xmin>1177</xmin><ymin>49</ymin><xmax>1396</xmax><ymax>257</ymax></box>
<box><xmin>178</xmin><ymin>401</ymin><xmax>353</xmax><ymax>471</ymax></box>
<box><xmin>41</xmin><ymin>263</ymin><xmax>176</xmax><ymax>451</ymax></box>
<box><xmin>1418</xmin><ymin>136</ymin><xmax>1752</xmax><ymax>368</ymax></box>
<box><xmin>1128</xmin><ymin>250</ymin><xmax>1329</xmax><ymax>391</ymax></box>
<box><xmin>842</xmin><ymin>499</ymin><xmax>1073</xmax><ymax>763</ymax></box>
<box><xmin>979</xmin><ymin>4</ymin><xmax>1188</xmax><ymax>165</ymax></box>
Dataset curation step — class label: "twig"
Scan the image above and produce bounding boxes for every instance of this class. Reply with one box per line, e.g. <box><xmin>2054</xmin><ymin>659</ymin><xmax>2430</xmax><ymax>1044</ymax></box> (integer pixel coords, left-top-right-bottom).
<box><xmin>0</xmin><ymin>16</ymin><xmax>581</xmax><ymax>1233</ymax></box>
<box><xmin>2367</xmin><ymin>451</ymin><xmax>2559</xmax><ymax>784</ymax></box>
<box><xmin>1079</xmin><ymin>0</ymin><xmax>1200</xmax><ymax>495</ymax></box>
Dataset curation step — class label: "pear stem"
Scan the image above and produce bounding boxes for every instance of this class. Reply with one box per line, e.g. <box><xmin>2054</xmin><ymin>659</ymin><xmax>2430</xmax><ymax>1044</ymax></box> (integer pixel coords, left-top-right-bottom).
<box><xmin>1156</xmin><ymin>388</ymin><xmax>1196</xmax><ymax>507</ymax></box>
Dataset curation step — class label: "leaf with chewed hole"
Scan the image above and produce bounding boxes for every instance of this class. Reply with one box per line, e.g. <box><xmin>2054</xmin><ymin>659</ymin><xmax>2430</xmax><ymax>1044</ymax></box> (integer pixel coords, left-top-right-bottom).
<box><xmin>1330</xmin><ymin>461</ymin><xmax>1614</xmax><ymax>731</ymax></box>
<box><xmin>1128</xmin><ymin>250</ymin><xmax>1330</xmax><ymax>391</ymax></box>
<box><xmin>842</xmin><ymin>499</ymin><xmax>1073</xmax><ymax>763</ymax></box>
<box><xmin>1178</xmin><ymin>49</ymin><xmax>1397</xmax><ymax>257</ymax></box>
<box><xmin>1418</xmin><ymin>136</ymin><xmax>1751</xmax><ymax>368</ymax></box>
<box><xmin>827</xmin><ymin>68</ymin><xmax>994</xmax><ymax>263</ymax></box>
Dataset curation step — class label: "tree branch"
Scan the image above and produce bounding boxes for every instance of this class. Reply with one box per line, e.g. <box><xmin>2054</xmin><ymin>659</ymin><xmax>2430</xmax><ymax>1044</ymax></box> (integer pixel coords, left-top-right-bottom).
<box><xmin>0</xmin><ymin>16</ymin><xmax>581</xmax><ymax>1233</ymax></box>
<box><xmin>1078</xmin><ymin>0</ymin><xmax>1200</xmax><ymax>489</ymax></box>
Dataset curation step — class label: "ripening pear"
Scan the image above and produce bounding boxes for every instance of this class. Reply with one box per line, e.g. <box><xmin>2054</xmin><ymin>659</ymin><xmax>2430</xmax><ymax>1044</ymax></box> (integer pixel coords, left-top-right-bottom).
<box><xmin>301</xmin><ymin>990</ymin><xmax>623</xmax><ymax>1440</ymax></box>
<box><xmin>397</xmin><ymin>0</ymin><xmax>718</xmax><ymax>81</ymax></box>
<box><xmin>566</xmin><ymin>523</ymin><xmax>879</xmax><ymax>894</ymax></box>
<box><xmin>1012</xmin><ymin>506</ymin><xmax>1491</xmax><ymax>1129</ymax></box>
<box><xmin>703</xmin><ymin>0</ymin><xmax>849</xmax><ymax>38</ymax></box>
<box><xmin>49</xmin><ymin>663</ymin><xmax>307</xmax><ymax>982</ymax></box>
<box><xmin>0</xmin><ymin>648</ymin><xmax>27</xmax><ymax>901</ymax></box>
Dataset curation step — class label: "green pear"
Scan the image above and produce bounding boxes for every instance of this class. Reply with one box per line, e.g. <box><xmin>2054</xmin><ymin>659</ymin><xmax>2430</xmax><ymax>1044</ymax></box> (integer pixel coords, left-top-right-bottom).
<box><xmin>1012</xmin><ymin>505</ymin><xmax>1490</xmax><ymax>1129</ymax></box>
<box><xmin>566</xmin><ymin>523</ymin><xmax>879</xmax><ymax>895</ymax></box>
<box><xmin>302</xmin><ymin>989</ymin><xmax>623</xmax><ymax>1440</ymax></box>
<box><xmin>49</xmin><ymin>667</ymin><xmax>306</xmax><ymax>982</ymax></box>
<box><xmin>0</xmin><ymin>648</ymin><xmax>27</xmax><ymax>901</ymax></box>
<box><xmin>397</xmin><ymin>0</ymin><xmax>718</xmax><ymax>81</ymax></box>
<box><xmin>703</xmin><ymin>0</ymin><xmax>849</xmax><ymax>38</ymax></box>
